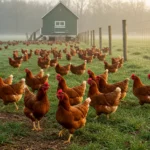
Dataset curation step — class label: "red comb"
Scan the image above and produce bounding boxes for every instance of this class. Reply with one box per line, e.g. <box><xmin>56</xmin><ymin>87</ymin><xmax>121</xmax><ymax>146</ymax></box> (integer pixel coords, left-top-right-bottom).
<box><xmin>148</xmin><ymin>74</ymin><xmax>150</xmax><ymax>79</ymax></box>
<box><xmin>87</xmin><ymin>70</ymin><xmax>91</xmax><ymax>74</ymax></box>
<box><xmin>131</xmin><ymin>74</ymin><xmax>135</xmax><ymax>77</ymax></box>
<box><xmin>131</xmin><ymin>74</ymin><xmax>136</xmax><ymax>80</ymax></box>
<box><xmin>57</xmin><ymin>89</ymin><xmax>63</xmax><ymax>94</ymax></box>
<box><xmin>95</xmin><ymin>75</ymin><xmax>99</xmax><ymax>79</ymax></box>
<box><xmin>87</xmin><ymin>78</ymin><xmax>92</xmax><ymax>84</ymax></box>
<box><xmin>44</xmin><ymin>82</ymin><xmax>49</xmax><ymax>86</ymax></box>
<box><xmin>25</xmin><ymin>68</ymin><xmax>29</xmax><ymax>72</ymax></box>
<box><xmin>56</xmin><ymin>74</ymin><xmax>61</xmax><ymax>77</ymax></box>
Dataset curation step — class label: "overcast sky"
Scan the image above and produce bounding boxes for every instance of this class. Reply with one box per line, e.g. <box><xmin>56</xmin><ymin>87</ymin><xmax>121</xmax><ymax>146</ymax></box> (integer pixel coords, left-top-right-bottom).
<box><xmin>24</xmin><ymin>0</ymin><xmax>150</xmax><ymax>6</ymax></box>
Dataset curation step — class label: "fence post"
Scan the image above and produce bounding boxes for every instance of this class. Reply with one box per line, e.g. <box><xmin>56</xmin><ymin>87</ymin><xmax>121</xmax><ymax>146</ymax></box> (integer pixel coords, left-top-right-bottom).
<box><xmin>93</xmin><ymin>30</ymin><xmax>95</xmax><ymax>46</ymax></box>
<box><xmin>91</xmin><ymin>30</ymin><xmax>93</xmax><ymax>46</ymax></box>
<box><xmin>84</xmin><ymin>32</ymin><xmax>86</xmax><ymax>43</ymax></box>
<box><xmin>87</xmin><ymin>30</ymin><xmax>89</xmax><ymax>45</ymax></box>
<box><xmin>108</xmin><ymin>26</ymin><xmax>112</xmax><ymax>55</ymax></box>
<box><xmin>99</xmin><ymin>28</ymin><xmax>102</xmax><ymax>50</ymax></box>
<box><xmin>33</xmin><ymin>32</ymin><xmax>36</xmax><ymax>41</ymax></box>
<box><xmin>122</xmin><ymin>20</ymin><xmax>127</xmax><ymax>61</ymax></box>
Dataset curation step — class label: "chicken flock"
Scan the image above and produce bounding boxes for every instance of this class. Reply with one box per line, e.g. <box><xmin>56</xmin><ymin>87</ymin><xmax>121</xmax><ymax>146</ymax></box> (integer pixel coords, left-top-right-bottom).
<box><xmin>0</xmin><ymin>40</ymin><xmax>150</xmax><ymax>144</ymax></box>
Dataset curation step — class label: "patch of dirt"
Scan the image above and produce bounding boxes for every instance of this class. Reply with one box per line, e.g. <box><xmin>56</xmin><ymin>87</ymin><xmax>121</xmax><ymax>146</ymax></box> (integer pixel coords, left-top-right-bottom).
<box><xmin>0</xmin><ymin>112</ymin><xmax>25</xmax><ymax>122</ymax></box>
<box><xmin>1</xmin><ymin>138</ymin><xmax>68</xmax><ymax>150</ymax></box>
<box><xmin>0</xmin><ymin>112</ymin><xmax>69</xmax><ymax>150</ymax></box>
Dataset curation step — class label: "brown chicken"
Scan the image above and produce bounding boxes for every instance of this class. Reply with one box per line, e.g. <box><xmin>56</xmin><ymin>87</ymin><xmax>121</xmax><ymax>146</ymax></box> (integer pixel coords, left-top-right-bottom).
<box><xmin>3</xmin><ymin>74</ymin><xmax>13</xmax><ymax>85</ymax></box>
<box><xmin>56</xmin><ymin>89</ymin><xmax>91</xmax><ymax>143</ymax></box>
<box><xmin>70</xmin><ymin>60</ymin><xmax>86</xmax><ymax>75</ymax></box>
<box><xmin>23</xmin><ymin>52</ymin><xmax>28</xmax><ymax>61</ymax></box>
<box><xmin>28</xmin><ymin>50</ymin><xmax>33</xmax><ymax>59</ymax></box>
<box><xmin>0</xmin><ymin>78</ymin><xmax>25</xmax><ymax>110</ymax></box>
<box><xmin>38</xmin><ymin>56</ymin><xmax>50</xmax><ymax>69</ymax></box>
<box><xmin>87</xmin><ymin>69</ymin><xmax>108</xmax><ymax>83</ymax></box>
<box><xmin>96</xmin><ymin>76</ymin><xmax>129</xmax><ymax>100</ymax></box>
<box><xmin>8</xmin><ymin>57</ymin><xmax>23</xmax><ymax>68</ymax></box>
<box><xmin>131</xmin><ymin>74</ymin><xmax>150</xmax><ymax>105</ymax></box>
<box><xmin>112</xmin><ymin>56</ymin><xmax>124</xmax><ymax>68</ymax></box>
<box><xmin>104</xmin><ymin>61</ymin><xmax>119</xmax><ymax>73</ymax></box>
<box><xmin>56</xmin><ymin>74</ymin><xmax>86</xmax><ymax>105</ymax></box>
<box><xmin>24</xmin><ymin>83</ymin><xmax>50</xmax><ymax>131</ymax></box>
<box><xmin>50</xmin><ymin>57</ymin><xmax>58</xmax><ymax>67</ymax></box>
<box><xmin>25</xmin><ymin>68</ymin><xmax>49</xmax><ymax>91</ymax></box>
<box><xmin>55</xmin><ymin>63</ymin><xmax>70</xmax><ymax>76</ymax></box>
<box><xmin>83</xmin><ymin>55</ymin><xmax>93</xmax><ymax>63</ymax></box>
<box><xmin>97</xmin><ymin>53</ymin><xmax>106</xmax><ymax>61</ymax></box>
<box><xmin>87</xmin><ymin>78</ymin><xmax>121</xmax><ymax>119</ymax></box>
<box><xmin>34</xmin><ymin>69</ymin><xmax>44</xmax><ymax>78</ymax></box>
<box><xmin>66</xmin><ymin>53</ymin><xmax>72</xmax><ymax>61</ymax></box>
<box><xmin>13</xmin><ymin>51</ymin><xmax>23</xmax><ymax>61</ymax></box>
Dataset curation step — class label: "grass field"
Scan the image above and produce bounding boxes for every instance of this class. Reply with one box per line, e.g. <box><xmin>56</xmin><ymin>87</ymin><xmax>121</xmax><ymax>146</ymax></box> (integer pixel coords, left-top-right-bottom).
<box><xmin>0</xmin><ymin>39</ymin><xmax>150</xmax><ymax>150</ymax></box>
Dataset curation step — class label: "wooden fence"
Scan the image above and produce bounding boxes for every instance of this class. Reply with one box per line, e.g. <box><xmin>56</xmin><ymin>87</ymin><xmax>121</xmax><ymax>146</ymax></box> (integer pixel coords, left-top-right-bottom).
<box><xmin>77</xmin><ymin>20</ymin><xmax>127</xmax><ymax>61</ymax></box>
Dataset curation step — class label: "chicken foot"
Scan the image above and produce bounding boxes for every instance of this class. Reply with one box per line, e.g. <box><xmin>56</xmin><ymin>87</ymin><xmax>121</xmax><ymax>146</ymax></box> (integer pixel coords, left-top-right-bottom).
<box><xmin>32</xmin><ymin>121</ymin><xmax>38</xmax><ymax>131</ymax></box>
<box><xmin>106</xmin><ymin>114</ymin><xmax>110</xmax><ymax>119</ymax></box>
<box><xmin>64</xmin><ymin>134</ymin><xmax>73</xmax><ymax>144</ymax></box>
<box><xmin>59</xmin><ymin>128</ymin><xmax>66</xmax><ymax>137</ymax></box>
<box><xmin>94</xmin><ymin>115</ymin><xmax>99</xmax><ymax>120</ymax></box>
<box><xmin>14</xmin><ymin>102</ymin><xmax>18</xmax><ymax>110</ymax></box>
<box><xmin>37</xmin><ymin>121</ymin><xmax>42</xmax><ymax>131</ymax></box>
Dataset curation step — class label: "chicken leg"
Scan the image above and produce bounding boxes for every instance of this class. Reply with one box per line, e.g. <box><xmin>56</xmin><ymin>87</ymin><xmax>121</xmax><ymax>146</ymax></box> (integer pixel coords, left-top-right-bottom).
<box><xmin>64</xmin><ymin>134</ymin><xmax>73</xmax><ymax>144</ymax></box>
<box><xmin>37</xmin><ymin>121</ymin><xmax>42</xmax><ymax>131</ymax></box>
<box><xmin>94</xmin><ymin>115</ymin><xmax>99</xmax><ymax>120</ymax></box>
<box><xmin>32</xmin><ymin>121</ymin><xmax>38</xmax><ymax>131</ymax></box>
<box><xmin>59</xmin><ymin>128</ymin><xmax>66</xmax><ymax>137</ymax></box>
<box><xmin>14</xmin><ymin>102</ymin><xmax>18</xmax><ymax>110</ymax></box>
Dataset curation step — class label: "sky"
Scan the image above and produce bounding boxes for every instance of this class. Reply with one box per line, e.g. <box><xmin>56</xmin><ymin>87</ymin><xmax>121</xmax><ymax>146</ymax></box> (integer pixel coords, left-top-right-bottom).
<box><xmin>26</xmin><ymin>0</ymin><xmax>150</xmax><ymax>7</ymax></box>
<box><xmin>24</xmin><ymin>0</ymin><xmax>150</xmax><ymax>7</ymax></box>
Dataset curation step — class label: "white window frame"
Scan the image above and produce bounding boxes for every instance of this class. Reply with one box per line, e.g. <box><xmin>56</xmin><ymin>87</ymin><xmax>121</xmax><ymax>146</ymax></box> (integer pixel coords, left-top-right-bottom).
<box><xmin>55</xmin><ymin>21</ymin><xmax>65</xmax><ymax>28</ymax></box>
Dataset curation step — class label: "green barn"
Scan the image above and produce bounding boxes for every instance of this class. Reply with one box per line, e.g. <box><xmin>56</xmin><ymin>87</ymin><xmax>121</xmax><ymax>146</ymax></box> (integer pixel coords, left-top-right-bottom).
<box><xmin>41</xmin><ymin>1</ymin><xmax>78</xmax><ymax>40</ymax></box>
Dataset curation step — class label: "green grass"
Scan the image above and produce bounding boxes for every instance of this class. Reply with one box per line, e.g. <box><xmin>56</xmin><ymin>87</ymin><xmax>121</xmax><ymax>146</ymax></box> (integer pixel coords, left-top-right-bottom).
<box><xmin>0</xmin><ymin>39</ymin><xmax>150</xmax><ymax>149</ymax></box>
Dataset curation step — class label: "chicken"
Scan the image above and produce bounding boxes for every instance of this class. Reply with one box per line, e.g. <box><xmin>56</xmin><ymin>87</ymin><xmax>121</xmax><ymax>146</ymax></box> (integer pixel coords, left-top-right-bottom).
<box><xmin>87</xmin><ymin>78</ymin><xmax>121</xmax><ymax>119</ymax></box>
<box><xmin>112</xmin><ymin>56</ymin><xmax>124</xmax><ymax>68</ymax></box>
<box><xmin>8</xmin><ymin>57</ymin><xmax>23</xmax><ymax>68</ymax></box>
<box><xmin>0</xmin><ymin>78</ymin><xmax>25</xmax><ymax>110</ymax></box>
<box><xmin>34</xmin><ymin>49</ymin><xmax>40</xmax><ymax>55</ymax></box>
<box><xmin>66</xmin><ymin>53</ymin><xmax>72</xmax><ymax>61</ymax></box>
<box><xmin>104</xmin><ymin>61</ymin><xmax>119</xmax><ymax>73</ymax></box>
<box><xmin>25</xmin><ymin>68</ymin><xmax>49</xmax><ymax>91</ymax></box>
<box><xmin>55</xmin><ymin>63</ymin><xmax>70</xmax><ymax>76</ymax></box>
<box><xmin>87</xmin><ymin>69</ymin><xmax>108</xmax><ymax>83</ymax></box>
<box><xmin>70</xmin><ymin>48</ymin><xmax>76</xmax><ymax>56</ymax></box>
<box><xmin>21</xmin><ymin>49</ymin><xmax>28</xmax><ymax>54</ymax></box>
<box><xmin>3</xmin><ymin>74</ymin><xmax>13</xmax><ymax>85</ymax></box>
<box><xmin>50</xmin><ymin>57</ymin><xmax>58</xmax><ymax>67</ymax></box>
<box><xmin>56</xmin><ymin>89</ymin><xmax>91</xmax><ymax>143</ymax></box>
<box><xmin>23</xmin><ymin>52</ymin><xmax>28</xmax><ymax>61</ymax></box>
<box><xmin>56</xmin><ymin>74</ymin><xmax>86</xmax><ymax>105</ymax></box>
<box><xmin>83</xmin><ymin>55</ymin><xmax>93</xmax><ymax>63</ymax></box>
<box><xmin>4</xmin><ymin>45</ymin><xmax>8</xmax><ymax>49</ymax></box>
<box><xmin>70</xmin><ymin>60</ymin><xmax>86</xmax><ymax>75</ymax></box>
<box><xmin>34</xmin><ymin>69</ymin><xmax>44</xmax><ymax>78</ymax></box>
<box><xmin>38</xmin><ymin>56</ymin><xmax>50</xmax><ymax>69</ymax></box>
<box><xmin>24</xmin><ymin>83</ymin><xmax>50</xmax><ymax>131</ymax></box>
<box><xmin>131</xmin><ymin>74</ymin><xmax>150</xmax><ymax>105</ymax></box>
<box><xmin>97</xmin><ymin>53</ymin><xmax>106</xmax><ymax>61</ymax></box>
<box><xmin>28</xmin><ymin>50</ymin><xmax>33</xmax><ymax>59</ymax></box>
<box><xmin>96</xmin><ymin>76</ymin><xmax>129</xmax><ymax>100</ymax></box>
<box><xmin>13</xmin><ymin>51</ymin><xmax>23</xmax><ymax>61</ymax></box>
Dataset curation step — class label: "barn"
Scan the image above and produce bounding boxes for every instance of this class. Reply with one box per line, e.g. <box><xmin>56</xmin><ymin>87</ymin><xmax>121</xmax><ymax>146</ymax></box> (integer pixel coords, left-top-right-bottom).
<box><xmin>40</xmin><ymin>1</ymin><xmax>78</xmax><ymax>40</ymax></box>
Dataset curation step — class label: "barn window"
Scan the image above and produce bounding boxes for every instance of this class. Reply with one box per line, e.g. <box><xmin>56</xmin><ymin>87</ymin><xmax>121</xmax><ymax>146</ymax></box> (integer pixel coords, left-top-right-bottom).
<box><xmin>55</xmin><ymin>21</ymin><xmax>65</xmax><ymax>28</ymax></box>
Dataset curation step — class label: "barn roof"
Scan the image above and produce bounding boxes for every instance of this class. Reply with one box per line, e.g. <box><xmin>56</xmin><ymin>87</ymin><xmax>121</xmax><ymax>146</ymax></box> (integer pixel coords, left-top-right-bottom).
<box><xmin>42</xmin><ymin>1</ymin><xmax>79</xmax><ymax>19</ymax></box>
